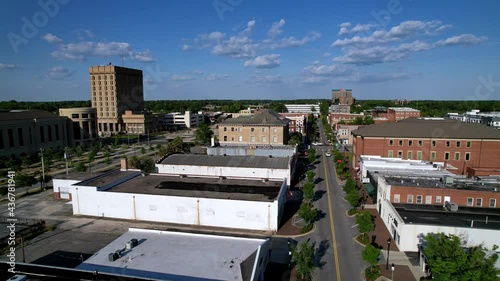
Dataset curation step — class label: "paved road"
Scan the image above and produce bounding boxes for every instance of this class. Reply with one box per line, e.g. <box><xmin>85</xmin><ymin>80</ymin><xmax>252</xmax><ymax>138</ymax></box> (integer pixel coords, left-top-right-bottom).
<box><xmin>298</xmin><ymin>121</ymin><xmax>365</xmax><ymax>281</ymax></box>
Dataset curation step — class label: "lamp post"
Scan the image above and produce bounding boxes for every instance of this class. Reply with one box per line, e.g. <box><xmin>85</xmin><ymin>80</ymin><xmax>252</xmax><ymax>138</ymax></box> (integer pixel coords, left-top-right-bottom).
<box><xmin>391</xmin><ymin>263</ymin><xmax>395</xmax><ymax>280</ymax></box>
<box><xmin>64</xmin><ymin>147</ymin><xmax>69</xmax><ymax>175</ymax></box>
<box><xmin>40</xmin><ymin>148</ymin><xmax>45</xmax><ymax>190</ymax></box>
<box><xmin>386</xmin><ymin>238</ymin><xmax>391</xmax><ymax>270</ymax></box>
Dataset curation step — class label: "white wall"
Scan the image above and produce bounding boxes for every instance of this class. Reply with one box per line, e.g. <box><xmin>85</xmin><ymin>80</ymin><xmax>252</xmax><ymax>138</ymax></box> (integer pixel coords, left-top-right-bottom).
<box><xmin>156</xmin><ymin>164</ymin><xmax>291</xmax><ymax>185</ymax></box>
<box><xmin>53</xmin><ymin>179</ymin><xmax>80</xmax><ymax>194</ymax></box>
<box><xmin>70</xmin><ymin>180</ymin><xmax>287</xmax><ymax>232</ymax></box>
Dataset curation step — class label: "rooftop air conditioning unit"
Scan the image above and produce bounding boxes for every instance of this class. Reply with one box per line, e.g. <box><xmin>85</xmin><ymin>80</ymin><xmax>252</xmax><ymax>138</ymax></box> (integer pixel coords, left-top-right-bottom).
<box><xmin>442</xmin><ymin>176</ymin><xmax>454</xmax><ymax>184</ymax></box>
<box><xmin>445</xmin><ymin>201</ymin><xmax>458</xmax><ymax>212</ymax></box>
<box><xmin>125</xmin><ymin>241</ymin><xmax>133</xmax><ymax>250</ymax></box>
<box><xmin>108</xmin><ymin>252</ymin><xmax>119</xmax><ymax>262</ymax></box>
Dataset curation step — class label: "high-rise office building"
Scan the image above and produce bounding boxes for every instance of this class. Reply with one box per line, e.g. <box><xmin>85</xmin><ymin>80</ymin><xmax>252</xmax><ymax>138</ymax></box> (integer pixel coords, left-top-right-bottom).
<box><xmin>332</xmin><ymin>89</ymin><xmax>354</xmax><ymax>105</ymax></box>
<box><xmin>89</xmin><ymin>65</ymin><xmax>144</xmax><ymax>135</ymax></box>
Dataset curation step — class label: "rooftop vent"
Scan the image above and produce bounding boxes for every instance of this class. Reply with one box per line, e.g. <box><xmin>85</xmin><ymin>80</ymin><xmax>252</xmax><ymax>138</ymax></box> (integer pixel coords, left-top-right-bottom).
<box><xmin>445</xmin><ymin>201</ymin><xmax>458</xmax><ymax>212</ymax></box>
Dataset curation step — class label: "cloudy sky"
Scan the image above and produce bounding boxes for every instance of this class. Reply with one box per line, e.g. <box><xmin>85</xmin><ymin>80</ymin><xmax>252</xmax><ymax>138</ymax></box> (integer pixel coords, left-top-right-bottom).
<box><xmin>1</xmin><ymin>0</ymin><xmax>499</xmax><ymax>101</ymax></box>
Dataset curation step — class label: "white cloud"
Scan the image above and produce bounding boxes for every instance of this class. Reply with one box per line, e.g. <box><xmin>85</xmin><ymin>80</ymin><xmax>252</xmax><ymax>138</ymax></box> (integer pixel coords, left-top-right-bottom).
<box><xmin>42</xmin><ymin>33</ymin><xmax>62</xmax><ymax>43</ymax></box>
<box><xmin>323</xmin><ymin>52</ymin><xmax>332</xmax><ymax>57</ymax></box>
<box><xmin>212</xmin><ymin>36</ymin><xmax>258</xmax><ymax>58</ymax></box>
<box><xmin>50</xmin><ymin>41</ymin><xmax>156</xmax><ymax>62</ymax></box>
<box><xmin>240</xmin><ymin>20</ymin><xmax>256</xmax><ymax>36</ymax></box>
<box><xmin>191</xmin><ymin>70</ymin><xmax>204</xmax><ymax>75</ymax></box>
<box><xmin>300</xmin><ymin>76</ymin><xmax>329</xmax><ymax>84</ymax></box>
<box><xmin>268</xmin><ymin>19</ymin><xmax>286</xmax><ymax>38</ymax></box>
<box><xmin>244</xmin><ymin>54</ymin><xmax>280</xmax><ymax>68</ymax></box>
<box><xmin>247</xmin><ymin>75</ymin><xmax>283</xmax><ymax>85</ymax></box>
<box><xmin>338</xmin><ymin>22</ymin><xmax>352</xmax><ymax>36</ymax></box>
<box><xmin>182</xmin><ymin>44</ymin><xmax>194</xmax><ymax>51</ymax></box>
<box><xmin>0</xmin><ymin>63</ymin><xmax>17</xmax><ymax>70</ymax></box>
<box><xmin>46</xmin><ymin>66</ymin><xmax>72</xmax><ymax>79</ymax></box>
<box><xmin>171</xmin><ymin>75</ymin><xmax>195</xmax><ymax>81</ymax></box>
<box><xmin>302</xmin><ymin>64</ymin><xmax>353</xmax><ymax>76</ymax></box>
<box><xmin>271</xmin><ymin>31</ymin><xmax>321</xmax><ymax>49</ymax></box>
<box><xmin>311</xmin><ymin>60</ymin><xmax>320</xmax><ymax>65</ymax></box>
<box><xmin>434</xmin><ymin>34</ymin><xmax>487</xmax><ymax>47</ymax></box>
<box><xmin>338</xmin><ymin>23</ymin><xmax>374</xmax><ymax>36</ymax></box>
<box><xmin>206</xmin><ymin>74</ymin><xmax>230</xmax><ymax>81</ymax></box>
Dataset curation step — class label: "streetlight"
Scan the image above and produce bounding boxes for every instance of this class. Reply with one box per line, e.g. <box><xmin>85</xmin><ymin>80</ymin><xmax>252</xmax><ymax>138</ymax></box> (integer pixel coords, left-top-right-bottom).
<box><xmin>386</xmin><ymin>238</ymin><xmax>391</xmax><ymax>270</ymax></box>
<box><xmin>40</xmin><ymin>148</ymin><xmax>46</xmax><ymax>190</ymax></box>
<box><xmin>391</xmin><ymin>263</ymin><xmax>395</xmax><ymax>281</ymax></box>
<box><xmin>64</xmin><ymin>147</ymin><xmax>69</xmax><ymax>175</ymax></box>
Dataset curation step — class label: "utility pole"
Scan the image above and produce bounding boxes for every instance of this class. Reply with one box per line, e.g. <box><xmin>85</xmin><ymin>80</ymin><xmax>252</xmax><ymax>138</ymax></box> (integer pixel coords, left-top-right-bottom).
<box><xmin>40</xmin><ymin>148</ymin><xmax>45</xmax><ymax>190</ymax></box>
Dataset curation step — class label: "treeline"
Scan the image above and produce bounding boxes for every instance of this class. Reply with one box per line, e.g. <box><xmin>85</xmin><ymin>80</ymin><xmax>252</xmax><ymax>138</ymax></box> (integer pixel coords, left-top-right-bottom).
<box><xmin>352</xmin><ymin>100</ymin><xmax>500</xmax><ymax>117</ymax></box>
<box><xmin>0</xmin><ymin>100</ymin><xmax>91</xmax><ymax>113</ymax></box>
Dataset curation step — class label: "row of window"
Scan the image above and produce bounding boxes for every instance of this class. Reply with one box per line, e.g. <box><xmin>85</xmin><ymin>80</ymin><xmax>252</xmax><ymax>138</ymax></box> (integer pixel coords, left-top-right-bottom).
<box><xmin>91</xmin><ymin>75</ymin><xmax>114</xmax><ymax>80</ymax></box>
<box><xmin>0</xmin><ymin>125</ymin><xmax>62</xmax><ymax>149</ymax></box>
<box><xmin>394</xmin><ymin>194</ymin><xmax>497</xmax><ymax>207</ymax></box>
<box><xmin>92</xmin><ymin>86</ymin><xmax>114</xmax><ymax>91</ymax></box>
<box><xmin>222</xmin><ymin>135</ymin><xmax>278</xmax><ymax>143</ymax></box>
<box><xmin>388</xmin><ymin>150</ymin><xmax>471</xmax><ymax>161</ymax></box>
<box><xmin>222</xmin><ymin>127</ymin><xmax>278</xmax><ymax>133</ymax></box>
<box><xmin>71</xmin><ymin>113</ymin><xmax>95</xmax><ymax>119</ymax></box>
<box><xmin>389</xmin><ymin>139</ymin><xmax>472</xmax><ymax>148</ymax></box>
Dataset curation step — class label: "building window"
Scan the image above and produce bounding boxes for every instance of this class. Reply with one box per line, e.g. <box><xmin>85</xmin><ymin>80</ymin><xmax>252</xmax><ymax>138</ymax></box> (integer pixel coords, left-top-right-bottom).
<box><xmin>7</xmin><ymin>129</ymin><xmax>14</xmax><ymax>148</ymax></box>
<box><xmin>416</xmin><ymin>195</ymin><xmax>422</xmax><ymax>204</ymax></box>
<box><xmin>454</xmin><ymin>152</ymin><xmax>460</xmax><ymax>160</ymax></box>
<box><xmin>393</xmin><ymin>194</ymin><xmax>400</xmax><ymax>203</ymax></box>
<box><xmin>388</xmin><ymin>150</ymin><xmax>393</xmax><ymax>157</ymax></box>
<box><xmin>0</xmin><ymin>130</ymin><xmax>4</xmax><ymax>149</ymax></box>
<box><xmin>465</xmin><ymin>153</ymin><xmax>470</xmax><ymax>161</ymax></box>
<box><xmin>444</xmin><ymin>152</ymin><xmax>450</xmax><ymax>160</ymax></box>
<box><xmin>417</xmin><ymin>151</ymin><xmax>422</xmax><ymax>160</ymax></box>
<box><xmin>223</xmin><ymin>127</ymin><xmax>227</xmax><ymax>132</ymax></box>
<box><xmin>262</xmin><ymin>128</ymin><xmax>265</xmax><ymax>132</ymax></box>
<box><xmin>446</xmin><ymin>141</ymin><xmax>450</xmax><ymax>147</ymax></box>
<box><xmin>407</xmin><ymin>151</ymin><xmax>412</xmax><ymax>160</ymax></box>
<box><xmin>407</xmin><ymin>195</ymin><xmax>413</xmax><ymax>204</ymax></box>
<box><xmin>72</xmin><ymin>113</ymin><xmax>79</xmax><ymax>118</ymax></box>
<box><xmin>436</xmin><ymin>196</ymin><xmax>442</xmax><ymax>204</ymax></box>
<box><xmin>39</xmin><ymin>127</ymin><xmax>45</xmax><ymax>143</ymax></box>
<box><xmin>239</xmin><ymin>127</ymin><xmax>242</xmax><ymax>132</ymax></box>
<box><xmin>431</xmin><ymin>151</ymin><xmax>436</xmax><ymax>160</ymax></box>
<box><xmin>398</xmin><ymin>151</ymin><xmax>402</xmax><ymax>158</ymax></box>
<box><xmin>398</xmin><ymin>140</ymin><xmax>403</xmax><ymax>146</ymax></box>
<box><xmin>389</xmin><ymin>139</ymin><xmax>393</xmax><ymax>146</ymax></box>
<box><xmin>250</xmin><ymin>136</ymin><xmax>255</xmax><ymax>142</ymax></box>
<box><xmin>476</xmin><ymin>198</ymin><xmax>482</xmax><ymax>207</ymax></box>
<box><xmin>231</xmin><ymin>127</ymin><xmax>234</xmax><ymax>132</ymax></box>
<box><xmin>432</xmin><ymin>140</ymin><xmax>436</xmax><ymax>147</ymax></box>
<box><xmin>456</xmin><ymin>141</ymin><xmax>461</xmax><ymax>148</ymax></box>
<box><xmin>251</xmin><ymin>128</ymin><xmax>254</xmax><ymax>132</ymax></box>
<box><xmin>418</xmin><ymin>140</ymin><xmax>423</xmax><ymax>147</ymax></box>
<box><xmin>223</xmin><ymin>136</ymin><xmax>227</xmax><ymax>141</ymax></box>
<box><xmin>467</xmin><ymin>198</ymin><xmax>474</xmax><ymax>206</ymax></box>
<box><xmin>425</xmin><ymin>195</ymin><xmax>432</xmax><ymax>204</ymax></box>
<box><xmin>17</xmin><ymin>128</ymin><xmax>24</xmax><ymax>147</ymax></box>
<box><xmin>489</xmin><ymin>198</ymin><xmax>496</xmax><ymax>208</ymax></box>
<box><xmin>408</xmin><ymin>140</ymin><xmax>413</xmax><ymax>146</ymax></box>
<box><xmin>262</xmin><ymin>136</ymin><xmax>266</xmax><ymax>143</ymax></box>
<box><xmin>466</xmin><ymin>141</ymin><xmax>471</xmax><ymax>148</ymax></box>
<box><xmin>273</xmin><ymin>136</ymin><xmax>278</xmax><ymax>143</ymax></box>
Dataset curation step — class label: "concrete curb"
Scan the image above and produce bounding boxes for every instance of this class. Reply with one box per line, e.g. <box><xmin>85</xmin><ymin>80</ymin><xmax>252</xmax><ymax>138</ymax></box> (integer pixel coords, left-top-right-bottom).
<box><xmin>273</xmin><ymin>223</ymin><xmax>316</xmax><ymax>238</ymax></box>
<box><xmin>353</xmin><ymin>236</ymin><xmax>368</xmax><ymax>248</ymax></box>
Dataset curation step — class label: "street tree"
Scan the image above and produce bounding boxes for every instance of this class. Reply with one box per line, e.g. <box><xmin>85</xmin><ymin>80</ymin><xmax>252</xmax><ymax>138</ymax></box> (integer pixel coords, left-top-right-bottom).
<box><xmin>308</xmin><ymin>148</ymin><xmax>316</xmax><ymax>163</ymax></box>
<box><xmin>319</xmin><ymin>101</ymin><xmax>329</xmax><ymax>116</ymax></box>
<box><xmin>346</xmin><ymin>189</ymin><xmax>362</xmax><ymax>209</ymax></box>
<box><xmin>306</xmin><ymin>170</ymin><xmax>316</xmax><ymax>183</ymax></box>
<box><xmin>129</xmin><ymin>156</ymin><xmax>140</xmax><ymax>169</ymax></box>
<box><xmin>356</xmin><ymin>211</ymin><xmax>374</xmax><ymax>240</ymax></box>
<box><xmin>302</xmin><ymin>181</ymin><xmax>315</xmax><ymax>202</ymax></box>
<box><xmin>194</xmin><ymin>122</ymin><xmax>214</xmax><ymax>145</ymax></box>
<box><xmin>423</xmin><ymin>233</ymin><xmax>500</xmax><ymax>281</ymax></box>
<box><xmin>288</xmin><ymin>132</ymin><xmax>302</xmax><ymax>146</ymax></box>
<box><xmin>343</xmin><ymin>177</ymin><xmax>356</xmax><ymax>193</ymax></box>
<box><xmin>166</xmin><ymin>136</ymin><xmax>190</xmax><ymax>153</ymax></box>
<box><xmin>299</xmin><ymin>202</ymin><xmax>317</xmax><ymax>228</ymax></box>
<box><xmin>292</xmin><ymin>241</ymin><xmax>316</xmax><ymax>281</ymax></box>
<box><xmin>136</xmin><ymin>157</ymin><xmax>155</xmax><ymax>174</ymax></box>
<box><xmin>362</xmin><ymin>244</ymin><xmax>381</xmax><ymax>273</ymax></box>
<box><xmin>15</xmin><ymin>173</ymin><xmax>37</xmax><ymax>193</ymax></box>
<box><xmin>75</xmin><ymin>145</ymin><xmax>84</xmax><ymax>157</ymax></box>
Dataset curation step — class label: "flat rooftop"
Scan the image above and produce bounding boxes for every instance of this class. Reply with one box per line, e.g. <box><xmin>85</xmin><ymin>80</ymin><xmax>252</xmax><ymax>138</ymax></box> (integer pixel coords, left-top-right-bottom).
<box><xmin>109</xmin><ymin>174</ymin><xmax>283</xmax><ymax>202</ymax></box>
<box><xmin>385</xmin><ymin>176</ymin><xmax>500</xmax><ymax>192</ymax></box>
<box><xmin>160</xmin><ymin>154</ymin><xmax>289</xmax><ymax>169</ymax></box>
<box><xmin>75</xmin><ymin>170</ymin><xmax>139</xmax><ymax>188</ymax></box>
<box><xmin>78</xmin><ymin>228</ymin><xmax>268</xmax><ymax>281</ymax></box>
<box><xmin>394</xmin><ymin>204</ymin><xmax>500</xmax><ymax>230</ymax></box>
<box><xmin>54</xmin><ymin>172</ymin><xmax>101</xmax><ymax>181</ymax></box>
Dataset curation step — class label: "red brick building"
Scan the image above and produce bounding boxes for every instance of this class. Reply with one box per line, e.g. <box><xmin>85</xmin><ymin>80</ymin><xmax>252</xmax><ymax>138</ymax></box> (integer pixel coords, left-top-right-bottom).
<box><xmin>279</xmin><ymin>113</ymin><xmax>307</xmax><ymax>135</ymax></box>
<box><xmin>329</xmin><ymin>113</ymin><xmax>364</xmax><ymax>126</ymax></box>
<box><xmin>352</xmin><ymin>119</ymin><xmax>500</xmax><ymax>175</ymax></box>
<box><xmin>382</xmin><ymin>176</ymin><xmax>499</xmax><ymax>208</ymax></box>
<box><xmin>387</xmin><ymin>107</ymin><xmax>421</xmax><ymax>122</ymax></box>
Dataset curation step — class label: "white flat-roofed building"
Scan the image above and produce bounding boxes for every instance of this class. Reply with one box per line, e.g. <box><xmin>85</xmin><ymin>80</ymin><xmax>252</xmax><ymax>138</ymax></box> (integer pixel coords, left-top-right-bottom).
<box><xmin>284</xmin><ymin>104</ymin><xmax>320</xmax><ymax>114</ymax></box>
<box><xmin>164</xmin><ymin>111</ymin><xmax>204</xmax><ymax>128</ymax></box>
<box><xmin>78</xmin><ymin>228</ymin><xmax>270</xmax><ymax>281</ymax></box>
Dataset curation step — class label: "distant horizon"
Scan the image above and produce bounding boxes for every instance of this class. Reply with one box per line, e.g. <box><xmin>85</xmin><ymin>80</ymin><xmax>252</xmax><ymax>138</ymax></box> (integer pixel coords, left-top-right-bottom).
<box><xmin>1</xmin><ymin>1</ymin><xmax>499</xmax><ymax>101</ymax></box>
<box><xmin>1</xmin><ymin>99</ymin><xmax>499</xmax><ymax>103</ymax></box>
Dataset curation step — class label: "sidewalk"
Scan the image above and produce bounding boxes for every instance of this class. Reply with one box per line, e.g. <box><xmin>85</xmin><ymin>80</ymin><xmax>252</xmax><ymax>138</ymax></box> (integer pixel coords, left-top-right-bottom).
<box><xmin>379</xmin><ymin>250</ymin><xmax>426</xmax><ymax>281</ymax></box>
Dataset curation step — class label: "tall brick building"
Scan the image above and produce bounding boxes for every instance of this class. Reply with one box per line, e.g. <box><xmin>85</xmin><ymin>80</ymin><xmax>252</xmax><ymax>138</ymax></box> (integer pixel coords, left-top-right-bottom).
<box><xmin>332</xmin><ymin>89</ymin><xmax>354</xmax><ymax>105</ymax></box>
<box><xmin>352</xmin><ymin>119</ymin><xmax>500</xmax><ymax>175</ymax></box>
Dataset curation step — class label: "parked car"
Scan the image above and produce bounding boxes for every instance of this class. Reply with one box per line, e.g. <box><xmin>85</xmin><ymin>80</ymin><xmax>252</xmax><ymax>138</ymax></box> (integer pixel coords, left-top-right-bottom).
<box><xmin>325</xmin><ymin>152</ymin><xmax>331</xmax><ymax>157</ymax></box>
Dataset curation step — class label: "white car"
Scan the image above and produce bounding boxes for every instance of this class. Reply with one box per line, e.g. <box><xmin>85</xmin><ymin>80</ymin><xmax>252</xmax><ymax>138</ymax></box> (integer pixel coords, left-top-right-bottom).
<box><xmin>325</xmin><ymin>152</ymin><xmax>331</xmax><ymax>157</ymax></box>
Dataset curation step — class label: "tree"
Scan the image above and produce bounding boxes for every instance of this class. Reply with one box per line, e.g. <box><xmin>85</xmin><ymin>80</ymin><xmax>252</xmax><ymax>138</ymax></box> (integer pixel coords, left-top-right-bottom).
<box><xmin>15</xmin><ymin>173</ymin><xmax>37</xmax><ymax>193</ymax></box>
<box><xmin>75</xmin><ymin>145</ymin><xmax>84</xmax><ymax>157</ymax></box>
<box><xmin>195</xmin><ymin>122</ymin><xmax>213</xmax><ymax>145</ymax></box>
<box><xmin>140</xmin><ymin>147</ymin><xmax>146</xmax><ymax>154</ymax></box>
<box><xmin>292</xmin><ymin>241</ymin><xmax>316</xmax><ymax>281</ymax></box>
<box><xmin>74</xmin><ymin>162</ymin><xmax>86</xmax><ymax>172</ymax></box>
<box><xmin>308</xmin><ymin>148</ymin><xmax>316</xmax><ymax>163</ymax></box>
<box><xmin>362</xmin><ymin>244</ymin><xmax>381</xmax><ymax>273</ymax></box>
<box><xmin>113</xmin><ymin>135</ymin><xmax>120</xmax><ymax>147</ymax></box>
<box><xmin>166</xmin><ymin>136</ymin><xmax>190</xmax><ymax>153</ymax></box>
<box><xmin>343</xmin><ymin>177</ymin><xmax>356</xmax><ymax>193</ymax></box>
<box><xmin>129</xmin><ymin>156</ymin><xmax>140</xmax><ymax>169</ymax></box>
<box><xmin>356</xmin><ymin>211</ymin><xmax>374</xmax><ymax>240</ymax></box>
<box><xmin>288</xmin><ymin>132</ymin><xmax>302</xmax><ymax>146</ymax></box>
<box><xmin>136</xmin><ymin>157</ymin><xmax>155</xmax><ymax>174</ymax></box>
<box><xmin>346</xmin><ymin>189</ymin><xmax>362</xmax><ymax>209</ymax></box>
<box><xmin>302</xmin><ymin>182</ymin><xmax>315</xmax><ymax>202</ymax></box>
<box><xmin>299</xmin><ymin>202</ymin><xmax>317</xmax><ymax>226</ymax></box>
<box><xmin>306</xmin><ymin>170</ymin><xmax>316</xmax><ymax>183</ymax></box>
<box><xmin>320</xmin><ymin>101</ymin><xmax>329</xmax><ymax>116</ymax></box>
<box><xmin>423</xmin><ymin>233</ymin><xmax>500</xmax><ymax>281</ymax></box>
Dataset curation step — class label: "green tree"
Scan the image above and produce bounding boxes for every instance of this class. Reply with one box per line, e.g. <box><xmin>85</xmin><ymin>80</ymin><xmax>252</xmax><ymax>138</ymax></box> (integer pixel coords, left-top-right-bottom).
<box><xmin>346</xmin><ymin>189</ymin><xmax>362</xmax><ymax>209</ymax></box>
<box><xmin>363</xmin><ymin>116</ymin><xmax>375</xmax><ymax>125</ymax></box>
<box><xmin>15</xmin><ymin>173</ymin><xmax>37</xmax><ymax>193</ymax></box>
<box><xmin>129</xmin><ymin>156</ymin><xmax>140</xmax><ymax>169</ymax></box>
<box><xmin>302</xmin><ymin>182</ymin><xmax>315</xmax><ymax>202</ymax></box>
<box><xmin>75</xmin><ymin>145</ymin><xmax>84</xmax><ymax>157</ymax></box>
<box><xmin>423</xmin><ymin>233</ymin><xmax>500</xmax><ymax>281</ymax></box>
<box><xmin>299</xmin><ymin>202</ymin><xmax>317</xmax><ymax>226</ymax></box>
<box><xmin>292</xmin><ymin>241</ymin><xmax>316</xmax><ymax>281</ymax></box>
<box><xmin>136</xmin><ymin>157</ymin><xmax>155</xmax><ymax>174</ymax></box>
<box><xmin>343</xmin><ymin>177</ymin><xmax>356</xmax><ymax>193</ymax></box>
<box><xmin>166</xmin><ymin>136</ymin><xmax>190</xmax><ymax>153</ymax></box>
<box><xmin>356</xmin><ymin>211</ymin><xmax>374</xmax><ymax>240</ymax></box>
<box><xmin>306</xmin><ymin>170</ymin><xmax>316</xmax><ymax>183</ymax></box>
<box><xmin>195</xmin><ymin>122</ymin><xmax>214</xmax><ymax>145</ymax></box>
<box><xmin>288</xmin><ymin>132</ymin><xmax>302</xmax><ymax>146</ymax></box>
<box><xmin>74</xmin><ymin>162</ymin><xmax>86</xmax><ymax>172</ymax></box>
<box><xmin>141</xmin><ymin>147</ymin><xmax>146</xmax><ymax>154</ymax></box>
<box><xmin>362</xmin><ymin>244</ymin><xmax>381</xmax><ymax>273</ymax></box>
<box><xmin>319</xmin><ymin>101</ymin><xmax>329</xmax><ymax>116</ymax></box>
<box><xmin>308</xmin><ymin>148</ymin><xmax>316</xmax><ymax>163</ymax></box>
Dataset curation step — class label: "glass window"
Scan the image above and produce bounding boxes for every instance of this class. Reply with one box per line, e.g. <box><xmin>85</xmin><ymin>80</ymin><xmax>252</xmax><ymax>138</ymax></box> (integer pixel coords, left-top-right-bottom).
<box><xmin>436</xmin><ymin>196</ymin><xmax>442</xmax><ymax>203</ymax></box>
<box><xmin>446</xmin><ymin>141</ymin><xmax>450</xmax><ymax>147</ymax></box>
<box><xmin>393</xmin><ymin>194</ymin><xmax>400</xmax><ymax>203</ymax></box>
<box><xmin>432</xmin><ymin>140</ymin><xmax>436</xmax><ymax>147</ymax></box>
<box><xmin>431</xmin><ymin>151</ymin><xmax>436</xmax><ymax>160</ymax></box>
<box><xmin>407</xmin><ymin>195</ymin><xmax>413</xmax><ymax>203</ymax></box>
<box><xmin>455</xmin><ymin>152</ymin><xmax>460</xmax><ymax>160</ymax></box>
<box><xmin>489</xmin><ymin>199</ymin><xmax>496</xmax><ymax>208</ymax></box>
<box><xmin>398</xmin><ymin>140</ymin><xmax>403</xmax><ymax>146</ymax></box>
<box><xmin>465</xmin><ymin>153</ymin><xmax>470</xmax><ymax>161</ymax></box>
<box><xmin>407</xmin><ymin>151</ymin><xmax>412</xmax><ymax>160</ymax></box>
<box><xmin>466</xmin><ymin>141</ymin><xmax>471</xmax><ymax>148</ymax></box>
<box><xmin>425</xmin><ymin>195</ymin><xmax>432</xmax><ymax>204</ymax></box>
<box><xmin>389</xmin><ymin>139</ymin><xmax>393</xmax><ymax>146</ymax></box>
<box><xmin>223</xmin><ymin>136</ymin><xmax>227</xmax><ymax>141</ymax></box>
<box><xmin>416</xmin><ymin>195</ymin><xmax>422</xmax><ymax>204</ymax></box>
<box><xmin>444</xmin><ymin>152</ymin><xmax>450</xmax><ymax>160</ymax></box>
<box><xmin>476</xmin><ymin>198</ymin><xmax>482</xmax><ymax>207</ymax></box>
<box><xmin>467</xmin><ymin>197</ymin><xmax>474</xmax><ymax>206</ymax></box>
<box><xmin>251</xmin><ymin>128</ymin><xmax>254</xmax><ymax>132</ymax></box>
<box><xmin>417</xmin><ymin>151</ymin><xmax>422</xmax><ymax>160</ymax></box>
<box><xmin>398</xmin><ymin>151</ymin><xmax>402</xmax><ymax>158</ymax></box>
<box><xmin>72</xmin><ymin>113</ymin><xmax>79</xmax><ymax>118</ymax></box>
<box><xmin>456</xmin><ymin>141</ymin><xmax>461</xmax><ymax>148</ymax></box>
<box><xmin>223</xmin><ymin>127</ymin><xmax>227</xmax><ymax>131</ymax></box>
<box><xmin>418</xmin><ymin>140</ymin><xmax>423</xmax><ymax>147</ymax></box>
<box><xmin>250</xmin><ymin>136</ymin><xmax>255</xmax><ymax>142</ymax></box>
<box><xmin>388</xmin><ymin>150</ymin><xmax>393</xmax><ymax>157</ymax></box>
<box><xmin>273</xmin><ymin>136</ymin><xmax>278</xmax><ymax>143</ymax></box>
<box><xmin>408</xmin><ymin>140</ymin><xmax>413</xmax><ymax>146</ymax></box>
<box><xmin>231</xmin><ymin>127</ymin><xmax>234</xmax><ymax>132</ymax></box>
<box><xmin>261</xmin><ymin>136</ymin><xmax>266</xmax><ymax>143</ymax></box>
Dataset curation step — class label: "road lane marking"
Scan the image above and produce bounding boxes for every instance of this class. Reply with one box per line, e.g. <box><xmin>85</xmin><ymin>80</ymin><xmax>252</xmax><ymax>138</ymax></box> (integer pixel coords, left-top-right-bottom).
<box><xmin>323</xmin><ymin>158</ymin><xmax>342</xmax><ymax>281</ymax></box>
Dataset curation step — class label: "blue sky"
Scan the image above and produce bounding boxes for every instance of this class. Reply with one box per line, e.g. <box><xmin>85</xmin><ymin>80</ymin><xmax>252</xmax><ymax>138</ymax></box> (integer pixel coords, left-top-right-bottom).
<box><xmin>1</xmin><ymin>0</ymin><xmax>499</xmax><ymax>101</ymax></box>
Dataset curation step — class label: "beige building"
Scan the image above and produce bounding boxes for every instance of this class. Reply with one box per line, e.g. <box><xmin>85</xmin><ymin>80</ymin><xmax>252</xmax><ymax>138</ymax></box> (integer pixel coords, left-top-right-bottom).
<box><xmin>59</xmin><ymin>107</ymin><xmax>98</xmax><ymax>148</ymax></box>
<box><xmin>218</xmin><ymin>110</ymin><xmax>289</xmax><ymax>145</ymax></box>
<box><xmin>0</xmin><ymin>110</ymin><xmax>71</xmax><ymax>158</ymax></box>
<box><xmin>332</xmin><ymin>88</ymin><xmax>354</xmax><ymax>105</ymax></box>
<box><xmin>89</xmin><ymin>65</ymin><xmax>144</xmax><ymax>135</ymax></box>
<box><xmin>122</xmin><ymin>110</ymin><xmax>159</xmax><ymax>134</ymax></box>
